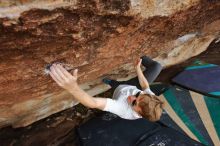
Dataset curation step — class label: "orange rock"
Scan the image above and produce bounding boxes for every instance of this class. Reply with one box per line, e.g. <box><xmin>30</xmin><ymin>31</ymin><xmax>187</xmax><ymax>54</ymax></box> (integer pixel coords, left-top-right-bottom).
<box><xmin>0</xmin><ymin>0</ymin><xmax>219</xmax><ymax>128</ymax></box>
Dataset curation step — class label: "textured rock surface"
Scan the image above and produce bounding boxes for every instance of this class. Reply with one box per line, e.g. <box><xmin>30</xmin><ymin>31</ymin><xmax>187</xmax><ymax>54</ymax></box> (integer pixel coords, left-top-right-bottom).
<box><xmin>0</xmin><ymin>0</ymin><xmax>219</xmax><ymax>128</ymax></box>
<box><xmin>0</xmin><ymin>41</ymin><xmax>220</xmax><ymax>146</ymax></box>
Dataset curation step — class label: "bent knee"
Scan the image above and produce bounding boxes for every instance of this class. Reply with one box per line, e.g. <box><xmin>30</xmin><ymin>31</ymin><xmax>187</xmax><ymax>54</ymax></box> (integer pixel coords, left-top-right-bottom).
<box><xmin>153</xmin><ymin>61</ymin><xmax>163</xmax><ymax>70</ymax></box>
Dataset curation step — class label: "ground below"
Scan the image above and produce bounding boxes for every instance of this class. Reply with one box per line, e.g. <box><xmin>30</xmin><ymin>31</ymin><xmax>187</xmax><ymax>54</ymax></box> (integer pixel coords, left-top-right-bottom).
<box><xmin>0</xmin><ymin>41</ymin><xmax>219</xmax><ymax>146</ymax></box>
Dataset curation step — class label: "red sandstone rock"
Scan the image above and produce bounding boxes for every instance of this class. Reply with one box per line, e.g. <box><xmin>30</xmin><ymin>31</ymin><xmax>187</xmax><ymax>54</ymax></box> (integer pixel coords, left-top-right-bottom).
<box><xmin>0</xmin><ymin>0</ymin><xmax>219</xmax><ymax>128</ymax></box>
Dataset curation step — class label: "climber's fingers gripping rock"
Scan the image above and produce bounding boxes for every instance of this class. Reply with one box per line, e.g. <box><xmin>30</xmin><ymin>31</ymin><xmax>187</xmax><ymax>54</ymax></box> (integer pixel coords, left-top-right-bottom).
<box><xmin>49</xmin><ymin>64</ymin><xmax>78</xmax><ymax>91</ymax></box>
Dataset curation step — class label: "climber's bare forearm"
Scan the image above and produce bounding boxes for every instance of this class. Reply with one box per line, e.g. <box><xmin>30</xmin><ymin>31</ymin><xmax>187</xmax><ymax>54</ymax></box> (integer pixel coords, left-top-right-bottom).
<box><xmin>136</xmin><ymin>59</ymin><xmax>149</xmax><ymax>90</ymax></box>
<box><xmin>68</xmin><ymin>83</ymin><xmax>106</xmax><ymax>109</ymax></box>
<box><xmin>49</xmin><ymin>64</ymin><xmax>106</xmax><ymax>110</ymax></box>
<box><xmin>136</xmin><ymin>67</ymin><xmax>149</xmax><ymax>90</ymax></box>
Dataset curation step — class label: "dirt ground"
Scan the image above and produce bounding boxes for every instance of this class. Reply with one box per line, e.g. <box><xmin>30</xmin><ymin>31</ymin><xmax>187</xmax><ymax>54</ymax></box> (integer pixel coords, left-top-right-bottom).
<box><xmin>0</xmin><ymin>40</ymin><xmax>219</xmax><ymax>146</ymax></box>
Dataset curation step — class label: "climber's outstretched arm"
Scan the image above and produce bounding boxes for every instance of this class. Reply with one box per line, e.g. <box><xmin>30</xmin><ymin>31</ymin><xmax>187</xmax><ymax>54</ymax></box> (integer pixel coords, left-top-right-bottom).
<box><xmin>136</xmin><ymin>59</ymin><xmax>149</xmax><ymax>90</ymax></box>
<box><xmin>49</xmin><ymin>64</ymin><xmax>107</xmax><ymax>110</ymax></box>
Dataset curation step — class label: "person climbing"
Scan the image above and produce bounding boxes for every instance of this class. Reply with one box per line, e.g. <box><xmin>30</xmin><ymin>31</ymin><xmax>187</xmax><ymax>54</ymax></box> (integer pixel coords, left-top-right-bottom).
<box><xmin>49</xmin><ymin>56</ymin><xmax>165</xmax><ymax>122</ymax></box>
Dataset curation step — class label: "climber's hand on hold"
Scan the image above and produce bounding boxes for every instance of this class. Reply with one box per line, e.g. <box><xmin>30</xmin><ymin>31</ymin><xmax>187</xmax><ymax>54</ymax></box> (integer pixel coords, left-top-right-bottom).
<box><xmin>136</xmin><ymin>58</ymin><xmax>142</xmax><ymax>70</ymax></box>
<box><xmin>49</xmin><ymin>64</ymin><xmax>107</xmax><ymax>110</ymax></box>
<box><xmin>49</xmin><ymin>64</ymin><xmax>78</xmax><ymax>91</ymax></box>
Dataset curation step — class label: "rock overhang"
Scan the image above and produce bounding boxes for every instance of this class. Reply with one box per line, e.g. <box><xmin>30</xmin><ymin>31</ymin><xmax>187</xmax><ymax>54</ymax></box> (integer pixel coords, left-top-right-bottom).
<box><xmin>0</xmin><ymin>0</ymin><xmax>219</xmax><ymax>128</ymax></box>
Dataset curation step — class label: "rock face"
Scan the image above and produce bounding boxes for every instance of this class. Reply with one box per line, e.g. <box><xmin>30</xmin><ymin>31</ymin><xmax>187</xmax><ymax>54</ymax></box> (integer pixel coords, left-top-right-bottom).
<box><xmin>0</xmin><ymin>0</ymin><xmax>219</xmax><ymax>128</ymax></box>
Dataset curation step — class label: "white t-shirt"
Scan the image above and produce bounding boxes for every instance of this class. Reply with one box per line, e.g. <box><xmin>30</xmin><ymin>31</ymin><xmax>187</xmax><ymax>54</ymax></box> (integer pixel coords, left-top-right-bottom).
<box><xmin>103</xmin><ymin>85</ymin><xmax>155</xmax><ymax>120</ymax></box>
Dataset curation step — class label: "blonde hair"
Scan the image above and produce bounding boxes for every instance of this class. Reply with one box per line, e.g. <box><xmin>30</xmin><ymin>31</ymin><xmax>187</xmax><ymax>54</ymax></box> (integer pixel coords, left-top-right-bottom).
<box><xmin>138</xmin><ymin>94</ymin><xmax>165</xmax><ymax>122</ymax></box>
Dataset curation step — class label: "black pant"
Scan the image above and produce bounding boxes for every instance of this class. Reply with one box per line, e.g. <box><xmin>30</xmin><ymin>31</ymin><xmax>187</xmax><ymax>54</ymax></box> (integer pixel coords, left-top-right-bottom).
<box><xmin>109</xmin><ymin>56</ymin><xmax>163</xmax><ymax>90</ymax></box>
<box><xmin>77</xmin><ymin>113</ymin><xmax>203</xmax><ymax>146</ymax></box>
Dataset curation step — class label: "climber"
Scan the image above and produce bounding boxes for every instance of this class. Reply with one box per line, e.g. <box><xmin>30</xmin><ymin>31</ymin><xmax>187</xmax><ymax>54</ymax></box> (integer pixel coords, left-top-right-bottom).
<box><xmin>49</xmin><ymin>56</ymin><xmax>165</xmax><ymax>121</ymax></box>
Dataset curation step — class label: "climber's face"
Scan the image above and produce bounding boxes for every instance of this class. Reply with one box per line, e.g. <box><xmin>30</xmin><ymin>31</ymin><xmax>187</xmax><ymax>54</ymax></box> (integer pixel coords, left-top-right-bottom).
<box><xmin>127</xmin><ymin>91</ymin><xmax>143</xmax><ymax>113</ymax></box>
